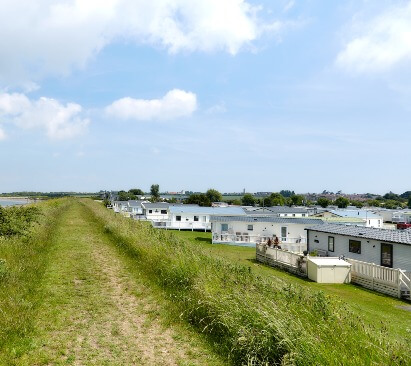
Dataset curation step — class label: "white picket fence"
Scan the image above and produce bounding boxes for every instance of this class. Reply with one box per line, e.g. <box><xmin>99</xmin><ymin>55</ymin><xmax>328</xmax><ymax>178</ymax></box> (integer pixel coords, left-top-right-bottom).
<box><xmin>346</xmin><ymin>258</ymin><xmax>411</xmax><ymax>299</ymax></box>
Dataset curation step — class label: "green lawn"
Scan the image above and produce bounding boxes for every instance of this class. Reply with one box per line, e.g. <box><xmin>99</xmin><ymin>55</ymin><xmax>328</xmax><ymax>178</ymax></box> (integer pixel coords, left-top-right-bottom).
<box><xmin>172</xmin><ymin>230</ymin><xmax>411</xmax><ymax>341</ymax></box>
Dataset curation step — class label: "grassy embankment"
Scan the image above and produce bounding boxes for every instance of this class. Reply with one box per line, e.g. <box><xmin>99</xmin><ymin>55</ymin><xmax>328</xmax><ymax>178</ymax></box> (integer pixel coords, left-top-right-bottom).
<box><xmin>85</xmin><ymin>199</ymin><xmax>411</xmax><ymax>366</ymax></box>
<box><xmin>0</xmin><ymin>199</ymin><xmax>70</xmax><ymax>362</ymax></box>
<box><xmin>1</xmin><ymin>199</ymin><xmax>225</xmax><ymax>365</ymax></box>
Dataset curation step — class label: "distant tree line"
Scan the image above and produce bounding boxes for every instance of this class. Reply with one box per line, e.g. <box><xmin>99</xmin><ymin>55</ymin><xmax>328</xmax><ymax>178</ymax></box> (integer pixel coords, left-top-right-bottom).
<box><xmin>113</xmin><ymin>187</ymin><xmax>411</xmax><ymax>209</ymax></box>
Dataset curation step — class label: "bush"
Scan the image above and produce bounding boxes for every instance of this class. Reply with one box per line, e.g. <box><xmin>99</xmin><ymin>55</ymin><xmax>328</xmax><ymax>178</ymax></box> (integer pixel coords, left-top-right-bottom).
<box><xmin>0</xmin><ymin>206</ymin><xmax>42</xmax><ymax>237</ymax></box>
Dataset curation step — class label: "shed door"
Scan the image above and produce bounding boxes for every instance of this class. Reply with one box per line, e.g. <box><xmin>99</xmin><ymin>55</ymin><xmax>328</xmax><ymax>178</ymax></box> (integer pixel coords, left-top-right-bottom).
<box><xmin>381</xmin><ymin>243</ymin><xmax>393</xmax><ymax>268</ymax></box>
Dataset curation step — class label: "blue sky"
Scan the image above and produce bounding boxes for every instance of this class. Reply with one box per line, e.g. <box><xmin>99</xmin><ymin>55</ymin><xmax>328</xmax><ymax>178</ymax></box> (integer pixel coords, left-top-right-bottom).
<box><xmin>0</xmin><ymin>0</ymin><xmax>410</xmax><ymax>194</ymax></box>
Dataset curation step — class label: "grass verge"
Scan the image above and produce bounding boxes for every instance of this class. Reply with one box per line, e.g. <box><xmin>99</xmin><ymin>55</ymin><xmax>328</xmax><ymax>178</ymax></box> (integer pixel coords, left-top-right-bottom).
<box><xmin>84</xmin><ymin>200</ymin><xmax>411</xmax><ymax>366</ymax></box>
<box><xmin>0</xmin><ymin>199</ymin><xmax>70</xmax><ymax>364</ymax></box>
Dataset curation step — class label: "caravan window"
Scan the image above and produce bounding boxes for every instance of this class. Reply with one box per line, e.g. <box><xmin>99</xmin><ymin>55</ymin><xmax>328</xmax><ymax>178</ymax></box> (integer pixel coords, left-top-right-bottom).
<box><xmin>161</xmin><ymin>210</ymin><xmax>167</xmax><ymax>214</ymax></box>
<box><xmin>328</xmin><ymin>236</ymin><xmax>334</xmax><ymax>252</ymax></box>
<box><xmin>349</xmin><ymin>240</ymin><xmax>361</xmax><ymax>254</ymax></box>
<box><xmin>194</xmin><ymin>216</ymin><xmax>199</xmax><ymax>221</ymax></box>
<box><xmin>176</xmin><ymin>216</ymin><xmax>181</xmax><ymax>221</ymax></box>
<box><xmin>247</xmin><ymin>225</ymin><xmax>253</xmax><ymax>231</ymax></box>
<box><xmin>381</xmin><ymin>243</ymin><xmax>393</xmax><ymax>268</ymax></box>
<box><xmin>221</xmin><ymin>224</ymin><xmax>228</xmax><ymax>232</ymax></box>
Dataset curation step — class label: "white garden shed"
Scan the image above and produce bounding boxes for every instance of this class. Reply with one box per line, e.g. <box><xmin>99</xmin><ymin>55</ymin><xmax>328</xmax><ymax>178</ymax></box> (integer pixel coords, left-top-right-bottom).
<box><xmin>307</xmin><ymin>257</ymin><xmax>351</xmax><ymax>284</ymax></box>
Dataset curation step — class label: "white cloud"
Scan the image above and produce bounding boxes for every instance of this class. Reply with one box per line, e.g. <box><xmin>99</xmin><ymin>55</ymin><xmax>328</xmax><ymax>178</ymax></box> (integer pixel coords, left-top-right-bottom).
<box><xmin>0</xmin><ymin>127</ymin><xmax>6</xmax><ymax>140</ymax></box>
<box><xmin>205</xmin><ymin>102</ymin><xmax>227</xmax><ymax>115</ymax></box>
<box><xmin>0</xmin><ymin>0</ymin><xmax>284</xmax><ymax>86</ymax></box>
<box><xmin>336</xmin><ymin>2</ymin><xmax>411</xmax><ymax>73</ymax></box>
<box><xmin>0</xmin><ymin>92</ymin><xmax>89</xmax><ymax>140</ymax></box>
<box><xmin>105</xmin><ymin>89</ymin><xmax>197</xmax><ymax>121</ymax></box>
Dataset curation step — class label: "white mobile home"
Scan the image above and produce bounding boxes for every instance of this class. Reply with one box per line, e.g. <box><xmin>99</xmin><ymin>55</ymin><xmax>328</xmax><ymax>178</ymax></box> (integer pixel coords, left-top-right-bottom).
<box><xmin>112</xmin><ymin>201</ymin><xmax>129</xmax><ymax>213</ymax></box>
<box><xmin>211</xmin><ymin>216</ymin><xmax>324</xmax><ymax>251</ymax></box>
<box><xmin>307</xmin><ymin>224</ymin><xmax>411</xmax><ymax>271</ymax></box>
<box><xmin>152</xmin><ymin>206</ymin><xmax>246</xmax><ymax>231</ymax></box>
<box><xmin>314</xmin><ymin>210</ymin><xmax>383</xmax><ymax>228</ymax></box>
<box><xmin>141</xmin><ymin>202</ymin><xmax>171</xmax><ymax>221</ymax></box>
<box><xmin>127</xmin><ymin>200</ymin><xmax>147</xmax><ymax>218</ymax></box>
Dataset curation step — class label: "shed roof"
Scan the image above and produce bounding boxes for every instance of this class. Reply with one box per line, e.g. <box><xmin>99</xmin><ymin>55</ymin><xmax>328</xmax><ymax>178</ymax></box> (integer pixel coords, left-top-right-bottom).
<box><xmin>308</xmin><ymin>257</ymin><xmax>351</xmax><ymax>267</ymax></box>
<box><xmin>210</xmin><ymin>216</ymin><xmax>323</xmax><ymax>225</ymax></box>
<box><xmin>307</xmin><ymin>223</ymin><xmax>411</xmax><ymax>245</ymax></box>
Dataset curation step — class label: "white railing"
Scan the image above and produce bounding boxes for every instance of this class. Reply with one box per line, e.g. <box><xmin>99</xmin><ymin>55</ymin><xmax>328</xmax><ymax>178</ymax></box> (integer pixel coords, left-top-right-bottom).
<box><xmin>213</xmin><ymin>233</ymin><xmax>307</xmax><ymax>252</ymax></box>
<box><xmin>346</xmin><ymin>258</ymin><xmax>410</xmax><ymax>299</ymax></box>
<box><xmin>256</xmin><ymin>244</ymin><xmax>306</xmax><ymax>274</ymax></box>
<box><xmin>151</xmin><ymin>220</ymin><xmax>211</xmax><ymax>231</ymax></box>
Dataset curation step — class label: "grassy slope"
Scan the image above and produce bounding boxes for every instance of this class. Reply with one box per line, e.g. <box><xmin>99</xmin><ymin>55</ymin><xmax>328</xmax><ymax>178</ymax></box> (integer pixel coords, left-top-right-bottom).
<box><xmin>1</xmin><ymin>200</ymin><xmax>224</xmax><ymax>366</ymax></box>
<box><xmin>84</xmin><ymin>201</ymin><xmax>410</xmax><ymax>365</ymax></box>
<box><xmin>0</xmin><ymin>199</ymin><xmax>69</xmax><ymax>363</ymax></box>
<box><xmin>173</xmin><ymin>231</ymin><xmax>411</xmax><ymax>340</ymax></box>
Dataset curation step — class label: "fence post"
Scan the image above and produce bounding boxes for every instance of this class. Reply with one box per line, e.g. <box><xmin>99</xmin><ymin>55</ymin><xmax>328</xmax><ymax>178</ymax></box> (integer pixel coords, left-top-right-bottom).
<box><xmin>397</xmin><ymin>269</ymin><xmax>402</xmax><ymax>299</ymax></box>
<box><xmin>372</xmin><ymin>263</ymin><xmax>375</xmax><ymax>290</ymax></box>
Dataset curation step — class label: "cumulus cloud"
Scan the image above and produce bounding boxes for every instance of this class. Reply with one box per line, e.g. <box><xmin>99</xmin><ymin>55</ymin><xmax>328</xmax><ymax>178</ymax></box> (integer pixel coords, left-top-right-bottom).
<box><xmin>105</xmin><ymin>89</ymin><xmax>197</xmax><ymax>121</ymax></box>
<box><xmin>336</xmin><ymin>2</ymin><xmax>411</xmax><ymax>73</ymax></box>
<box><xmin>0</xmin><ymin>127</ymin><xmax>6</xmax><ymax>140</ymax></box>
<box><xmin>0</xmin><ymin>0</ymin><xmax>283</xmax><ymax>86</ymax></box>
<box><xmin>0</xmin><ymin>92</ymin><xmax>89</xmax><ymax>140</ymax></box>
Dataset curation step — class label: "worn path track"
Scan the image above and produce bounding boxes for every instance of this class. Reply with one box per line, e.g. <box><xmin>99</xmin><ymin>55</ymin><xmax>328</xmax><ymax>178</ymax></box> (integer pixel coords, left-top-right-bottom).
<box><xmin>19</xmin><ymin>201</ymin><xmax>223</xmax><ymax>366</ymax></box>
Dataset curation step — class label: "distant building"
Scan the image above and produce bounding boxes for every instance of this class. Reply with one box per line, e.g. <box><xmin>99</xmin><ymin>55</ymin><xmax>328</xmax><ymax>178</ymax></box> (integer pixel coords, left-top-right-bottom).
<box><xmin>313</xmin><ymin>210</ymin><xmax>383</xmax><ymax>228</ymax></box>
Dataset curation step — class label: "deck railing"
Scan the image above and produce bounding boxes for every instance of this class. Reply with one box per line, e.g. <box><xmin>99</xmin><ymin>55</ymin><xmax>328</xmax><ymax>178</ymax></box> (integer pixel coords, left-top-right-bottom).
<box><xmin>151</xmin><ymin>220</ymin><xmax>211</xmax><ymax>231</ymax></box>
<box><xmin>346</xmin><ymin>258</ymin><xmax>410</xmax><ymax>299</ymax></box>
<box><xmin>214</xmin><ymin>233</ymin><xmax>307</xmax><ymax>252</ymax></box>
<box><xmin>256</xmin><ymin>244</ymin><xmax>307</xmax><ymax>275</ymax></box>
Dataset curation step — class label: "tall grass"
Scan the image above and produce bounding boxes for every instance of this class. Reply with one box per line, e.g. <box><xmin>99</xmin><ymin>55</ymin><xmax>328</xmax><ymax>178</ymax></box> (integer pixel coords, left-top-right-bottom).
<box><xmin>84</xmin><ymin>199</ymin><xmax>411</xmax><ymax>366</ymax></box>
<box><xmin>0</xmin><ymin>199</ymin><xmax>70</xmax><ymax>362</ymax></box>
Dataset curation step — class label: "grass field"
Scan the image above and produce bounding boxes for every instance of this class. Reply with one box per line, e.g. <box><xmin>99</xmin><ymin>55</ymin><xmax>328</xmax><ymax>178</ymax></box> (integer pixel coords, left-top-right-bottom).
<box><xmin>1</xmin><ymin>199</ymin><xmax>410</xmax><ymax>365</ymax></box>
<box><xmin>172</xmin><ymin>230</ymin><xmax>411</xmax><ymax>341</ymax></box>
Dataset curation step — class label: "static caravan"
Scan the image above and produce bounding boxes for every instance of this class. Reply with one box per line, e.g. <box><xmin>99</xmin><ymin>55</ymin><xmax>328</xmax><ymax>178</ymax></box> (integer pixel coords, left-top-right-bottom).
<box><xmin>307</xmin><ymin>224</ymin><xmax>411</xmax><ymax>271</ymax></box>
<box><xmin>211</xmin><ymin>216</ymin><xmax>324</xmax><ymax>251</ymax></box>
<box><xmin>163</xmin><ymin>206</ymin><xmax>246</xmax><ymax>231</ymax></box>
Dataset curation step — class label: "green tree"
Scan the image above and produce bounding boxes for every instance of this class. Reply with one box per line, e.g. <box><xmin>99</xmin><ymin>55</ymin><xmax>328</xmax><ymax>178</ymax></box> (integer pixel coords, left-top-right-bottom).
<box><xmin>186</xmin><ymin>193</ymin><xmax>211</xmax><ymax>207</ymax></box>
<box><xmin>367</xmin><ymin>200</ymin><xmax>380</xmax><ymax>207</ymax></box>
<box><xmin>268</xmin><ymin>193</ymin><xmax>285</xmax><ymax>206</ymax></box>
<box><xmin>317</xmin><ymin>197</ymin><xmax>330</xmax><ymax>208</ymax></box>
<box><xmin>150</xmin><ymin>184</ymin><xmax>160</xmax><ymax>202</ymax></box>
<box><xmin>242</xmin><ymin>193</ymin><xmax>256</xmax><ymax>206</ymax></box>
<box><xmin>290</xmin><ymin>194</ymin><xmax>304</xmax><ymax>206</ymax></box>
<box><xmin>232</xmin><ymin>199</ymin><xmax>242</xmax><ymax>206</ymax></box>
<box><xmin>118</xmin><ymin>191</ymin><xmax>136</xmax><ymax>201</ymax></box>
<box><xmin>206</xmin><ymin>189</ymin><xmax>222</xmax><ymax>203</ymax></box>
<box><xmin>408</xmin><ymin>197</ymin><xmax>411</xmax><ymax>209</ymax></box>
<box><xmin>129</xmin><ymin>188</ymin><xmax>144</xmax><ymax>196</ymax></box>
<box><xmin>334</xmin><ymin>197</ymin><xmax>349</xmax><ymax>208</ymax></box>
<box><xmin>351</xmin><ymin>200</ymin><xmax>364</xmax><ymax>208</ymax></box>
<box><xmin>280</xmin><ymin>190</ymin><xmax>295</xmax><ymax>198</ymax></box>
<box><xmin>383</xmin><ymin>200</ymin><xmax>402</xmax><ymax>209</ymax></box>
<box><xmin>400</xmin><ymin>191</ymin><xmax>411</xmax><ymax>199</ymax></box>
